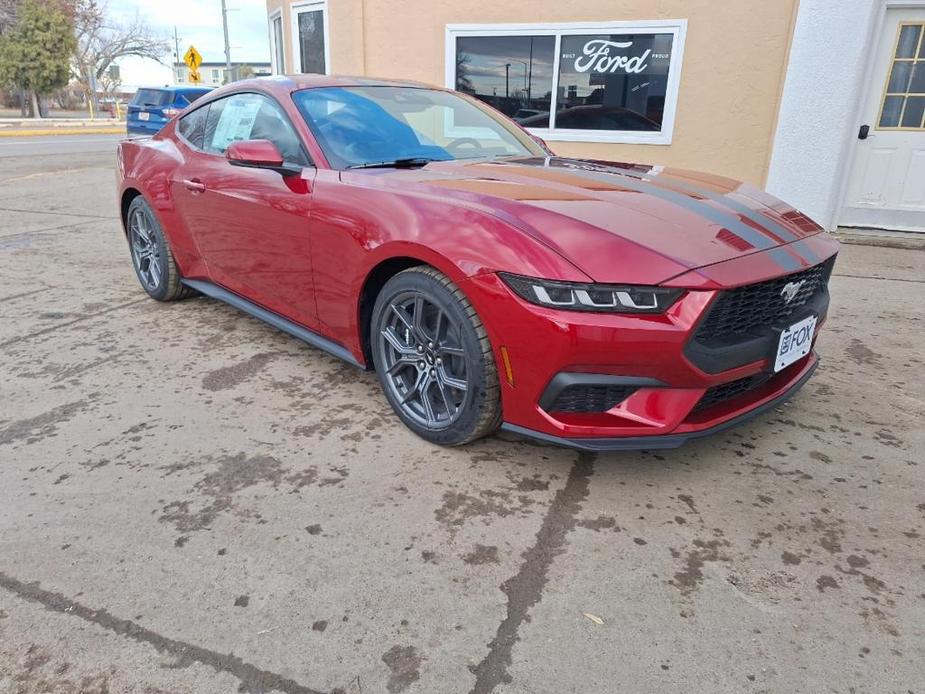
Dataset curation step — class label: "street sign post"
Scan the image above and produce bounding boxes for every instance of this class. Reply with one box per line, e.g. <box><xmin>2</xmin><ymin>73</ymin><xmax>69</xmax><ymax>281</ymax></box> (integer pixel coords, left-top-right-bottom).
<box><xmin>183</xmin><ymin>45</ymin><xmax>203</xmax><ymax>84</ymax></box>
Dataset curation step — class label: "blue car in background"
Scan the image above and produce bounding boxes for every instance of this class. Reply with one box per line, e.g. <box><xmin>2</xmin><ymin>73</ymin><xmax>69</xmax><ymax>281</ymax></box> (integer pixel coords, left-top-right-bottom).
<box><xmin>126</xmin><ymin>86</ymin><xmax>212</xmax><ymax>136</ymax></box>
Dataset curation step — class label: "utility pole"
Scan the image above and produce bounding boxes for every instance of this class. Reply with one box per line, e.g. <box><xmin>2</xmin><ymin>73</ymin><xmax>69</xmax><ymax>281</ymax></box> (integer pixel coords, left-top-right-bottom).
<box><xmin>220</xmin><ymin>0</ymin><xmax>232</xmax><ymax>84</ymax></box>
<box><xmin>173</xmin><ymin>27</ymin><xmax>182</xmax><ymax>84</ymax></box>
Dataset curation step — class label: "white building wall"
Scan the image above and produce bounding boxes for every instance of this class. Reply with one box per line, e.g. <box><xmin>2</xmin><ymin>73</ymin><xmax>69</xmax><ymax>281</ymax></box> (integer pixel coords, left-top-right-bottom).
<box><xmin>766</xmin><ymin>0</ymin><xmax>882</xmax><ymax>230</ymax></box>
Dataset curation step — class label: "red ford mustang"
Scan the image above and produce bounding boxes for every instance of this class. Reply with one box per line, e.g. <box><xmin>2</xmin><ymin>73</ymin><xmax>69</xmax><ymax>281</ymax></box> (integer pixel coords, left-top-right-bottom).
<box><xmin>116</xmin><ymin>75</ymin><xmax>838</xmax><ymax>451</ymax></box>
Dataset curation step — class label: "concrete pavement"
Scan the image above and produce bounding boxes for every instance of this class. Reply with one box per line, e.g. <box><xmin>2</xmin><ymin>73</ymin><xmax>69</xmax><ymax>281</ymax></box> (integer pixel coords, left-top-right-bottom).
<box><xmin>0</xmin><ymin>133</ymin><xmax>125</xmax><ymax>160</ymax></box>
<box><xmin>0</xmin><ymin>118</ymin><xmax>125</xmax><ymax>138</ymax></box>
<box><xmin>0</xmin><ymin>145</ymin><xmax>923</xmax><ymax>693</ymax></box>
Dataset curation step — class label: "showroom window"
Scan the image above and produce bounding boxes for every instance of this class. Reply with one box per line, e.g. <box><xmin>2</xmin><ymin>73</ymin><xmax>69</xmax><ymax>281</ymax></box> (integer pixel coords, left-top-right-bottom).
<box><xmin>446</xmin><ymin>21</ymin><xmax>687</xmax><ymax>144</ymax></box>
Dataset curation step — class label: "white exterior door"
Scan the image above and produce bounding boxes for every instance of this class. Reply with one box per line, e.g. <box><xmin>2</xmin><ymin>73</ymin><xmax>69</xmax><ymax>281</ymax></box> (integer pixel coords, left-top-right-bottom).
<box><xmin>842</xmin><ymin>9</ymin><xmax>925</xmax><ymax>232</ymax></box>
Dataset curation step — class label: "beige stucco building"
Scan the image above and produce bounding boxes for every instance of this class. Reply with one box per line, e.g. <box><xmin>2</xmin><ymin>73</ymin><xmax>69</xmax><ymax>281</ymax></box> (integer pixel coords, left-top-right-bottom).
<box><xmin>263</xmin><ymin>0</ymin><xmax>925</xmax><ymax>234</ymax></box>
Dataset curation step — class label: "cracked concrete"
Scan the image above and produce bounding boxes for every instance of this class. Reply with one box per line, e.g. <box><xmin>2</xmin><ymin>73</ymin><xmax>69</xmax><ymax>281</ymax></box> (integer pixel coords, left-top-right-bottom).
<box><xmin>1</xmin><ymin>137</ymin><xmax>923</xmax><ymax>693</ymax></box>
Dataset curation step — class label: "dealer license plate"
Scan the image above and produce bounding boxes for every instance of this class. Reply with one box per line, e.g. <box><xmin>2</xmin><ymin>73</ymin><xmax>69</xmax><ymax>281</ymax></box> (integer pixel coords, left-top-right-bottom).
<box><xmin>138</xmin><ymin>111</ymin><xmax>150</xmax><ymax>121</ymax></box>
<box><xmin>774</xmin><ymin>315</ymin><xmax>816</xmax><ymax>372</ymax></box>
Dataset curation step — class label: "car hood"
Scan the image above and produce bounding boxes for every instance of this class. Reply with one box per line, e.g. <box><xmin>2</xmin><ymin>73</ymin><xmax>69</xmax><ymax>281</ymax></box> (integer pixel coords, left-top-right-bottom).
<box><xmin>347</xmin><ymin>156</ymin><xmax>826</xmax><ymax>284</ymax></box>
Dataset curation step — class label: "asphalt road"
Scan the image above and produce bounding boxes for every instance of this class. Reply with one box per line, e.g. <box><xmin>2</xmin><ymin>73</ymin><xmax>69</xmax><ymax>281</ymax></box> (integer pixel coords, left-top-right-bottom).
<box><xmin>1</xmin><ymin>144</ymin><xmax>923</xmax><ymax>694</ymax></box>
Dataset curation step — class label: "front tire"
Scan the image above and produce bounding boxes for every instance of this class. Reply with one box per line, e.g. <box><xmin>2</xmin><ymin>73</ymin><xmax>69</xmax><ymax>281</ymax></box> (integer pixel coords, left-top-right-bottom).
<box><xmin>126</xmin><ymin>196</ymin><xmax>191</xmax><ymax>301</ymax></box>
<box><xmin>372</xmin><ymin>267</ymin><xmax>501</xmax><ymax>446</ymax></box>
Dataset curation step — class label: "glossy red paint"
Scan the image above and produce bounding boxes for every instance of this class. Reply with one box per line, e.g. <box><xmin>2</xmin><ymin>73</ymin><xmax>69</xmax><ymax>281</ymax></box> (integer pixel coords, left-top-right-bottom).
<box><xmin>226</xmin><ymin>139</ymin><xmax>285</xmax><ymax>168</ymax></box>
<box><xmin>116</xmin><ymin>76</ymin><xmax>839</xmax><ymax>447</ymax></box>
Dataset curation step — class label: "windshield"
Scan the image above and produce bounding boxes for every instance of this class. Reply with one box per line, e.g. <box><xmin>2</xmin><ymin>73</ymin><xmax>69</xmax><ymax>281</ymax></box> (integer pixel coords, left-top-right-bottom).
<box><xmin>292</xmin><ymin>86</ymin><xmax>543</xmax><ymax>169</ymax></box>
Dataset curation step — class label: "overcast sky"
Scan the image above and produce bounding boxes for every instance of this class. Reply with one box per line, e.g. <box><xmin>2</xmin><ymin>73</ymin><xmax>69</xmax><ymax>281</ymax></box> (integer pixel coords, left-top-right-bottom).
<box><xmin>109</xmin><ymin>0</ymin><xmax>270</xmax><ymax>87</ymax></box>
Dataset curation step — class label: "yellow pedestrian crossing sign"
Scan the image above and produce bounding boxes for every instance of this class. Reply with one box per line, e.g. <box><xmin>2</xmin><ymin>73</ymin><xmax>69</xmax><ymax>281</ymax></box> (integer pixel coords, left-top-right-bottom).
<box><xmin>183</xmin><ymin>45</ymin><xmax>203</xmax><ymax>71</ymax></box>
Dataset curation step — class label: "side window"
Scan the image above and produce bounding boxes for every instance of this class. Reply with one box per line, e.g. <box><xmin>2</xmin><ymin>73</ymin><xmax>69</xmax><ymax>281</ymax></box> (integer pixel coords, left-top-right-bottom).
<box><xmin>202</xmin><ymin>93</ymin><xmax>309</xmax><ymax>165</ymax></box>
<box><xmin>177</xmin><ymin>104</ymin><xmax>209</xmax><ymax>149</ymax></box>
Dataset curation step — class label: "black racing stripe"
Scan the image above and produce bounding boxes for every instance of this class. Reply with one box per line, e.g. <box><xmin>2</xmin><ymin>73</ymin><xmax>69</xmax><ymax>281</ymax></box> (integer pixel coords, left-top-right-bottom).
<box><xmin>544</xmin><ymin>159</ymin><xmax>802</xmax><ymax>272</ymax></box>
<box><xmin>575</xmin><ymin>162</ymin><xmax>821</xmax><ymax>266</ymax></box>
<box><xmin>638</xmin><ymin>175</ymin><xmax>796</xmax><ymax>241</ymax></box>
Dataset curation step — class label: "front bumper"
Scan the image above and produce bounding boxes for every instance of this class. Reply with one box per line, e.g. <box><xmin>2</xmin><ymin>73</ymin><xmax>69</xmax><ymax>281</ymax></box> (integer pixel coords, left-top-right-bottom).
<box><xmin>501</xmin><ymin>353</ymin><xmax>818</xmax><ymax>451</ymax></box>
<box><xmin>463</xmin><ymin>254</ymin><xmax>833</xmax><ymax>449</ymax></box>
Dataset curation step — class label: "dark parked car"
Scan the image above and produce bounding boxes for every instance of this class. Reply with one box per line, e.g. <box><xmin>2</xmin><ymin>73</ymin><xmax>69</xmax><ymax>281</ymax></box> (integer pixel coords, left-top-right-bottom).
<box><xmin>126</xmin><ymin>86</ymin><xmax>212</xmax><ymax>136</ymax></box>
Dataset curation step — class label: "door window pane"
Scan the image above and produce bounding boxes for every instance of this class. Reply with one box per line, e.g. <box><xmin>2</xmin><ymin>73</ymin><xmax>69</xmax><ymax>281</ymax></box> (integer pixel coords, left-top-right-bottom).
<box><xmin>896</xmin><ymin>24</ymin><xmax>922</xmax><ymax>58</ymax></box>
<box><xmin>556</xmin><ymin>33</ymin><xmax>674</xmax><ymax>131</ymax></box>
<box><xmin>455</xmin><ymin>36</ymin><xmax>555</xmax><ymax>126</ymax></box>
<box><xmin>901</xmin><ymin>96</ymin><xmax>925</xmax><ymax>128</ymax></box>
<box><xmin>203</xmin><ymin>93</ymin><xmax>308</xmax><ymax>164</ymax></box>
<box><xmin>879</xmin><ymin>95</ymin><xmax>904</xmax><ymax>127</ymax></box>
<box><xmin>909</xmin><ymin>62</ymin><xmax>925</xmax><ymax>93</ymax></box>
<box><xmin>887</xmin><ymin>61</ymin><xmax>913</xmax><ymax>92</ymax></box>
<box><xmin>298</xmin><ymin>9</ymin><xmax>326</xmax><ymax>74</ymax></box>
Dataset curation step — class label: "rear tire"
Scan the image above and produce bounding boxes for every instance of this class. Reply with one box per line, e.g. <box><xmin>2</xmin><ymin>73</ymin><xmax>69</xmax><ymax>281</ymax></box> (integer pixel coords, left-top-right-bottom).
<box><xmin>126</xmin><ymin>196</ymin><xmax>192</xmax><ymax>301</ymax></box>
<box><xmin>371</xmin><ymin>267</ymin><xmax>501</xmax><ymax>446</ymax></box>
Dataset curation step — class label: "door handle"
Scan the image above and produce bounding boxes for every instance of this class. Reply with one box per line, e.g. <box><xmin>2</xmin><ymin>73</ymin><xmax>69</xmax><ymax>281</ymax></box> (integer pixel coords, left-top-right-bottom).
<box><xmin>182</xmin><ymin>178</ymin><xmax>206</xmax><ymax>193</ymax></box>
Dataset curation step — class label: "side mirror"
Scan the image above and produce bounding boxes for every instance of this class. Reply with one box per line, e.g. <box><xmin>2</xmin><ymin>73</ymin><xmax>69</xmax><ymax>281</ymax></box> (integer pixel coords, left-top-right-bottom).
<box><xmin>226</xmin><ymin>139</ymin><xmax>301</xmax><ymax>176</ymax></box>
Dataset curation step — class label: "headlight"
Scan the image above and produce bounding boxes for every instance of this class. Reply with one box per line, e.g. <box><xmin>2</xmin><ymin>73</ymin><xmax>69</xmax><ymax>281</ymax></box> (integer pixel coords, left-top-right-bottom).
<box><xmin>499</xmin><ymin>273</ymin><xmax>683</xmax><ymax>314</ymax></box>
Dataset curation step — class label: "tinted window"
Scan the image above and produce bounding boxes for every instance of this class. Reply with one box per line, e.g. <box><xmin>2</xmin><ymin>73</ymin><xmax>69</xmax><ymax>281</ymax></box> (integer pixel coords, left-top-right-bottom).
<box><xmin>177</xmin><ymin>105</ymin><xmax>209</xmax><ymax>149</ymax></box>
<box><xmin>297</xmin><ymin>9</ymin><xmax>325</xmax><ymax>73</ymax></box>
<box><xmin>203</xmin><ymin>93</ymin><xmax>308</xmax><ymax>164</ymax></box>
<box><xmin>180</xmin><ymin>89</ymin><xmax>211</xmax><ymax>104</ymax></box>
<box><xmin>456</xmin><ymin>35</ymin><xmax>554</xmax><ymax>126</ymax></box>
<box><xmin>132</xmin><ymin>89</ymin><xmax>169</xmax><ymax>107</ymax></box>
<box><xmin>294</xmin><ymin>86</ymin><xmax>542</xmax><ymax>169</ymax></box>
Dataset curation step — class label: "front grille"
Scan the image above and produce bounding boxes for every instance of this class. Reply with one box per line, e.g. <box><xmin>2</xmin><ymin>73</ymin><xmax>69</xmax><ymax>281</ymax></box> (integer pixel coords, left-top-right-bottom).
<box><xmin>549</xmin><ymin>384</ymin><xmax>636</xmax><ymax>413</ymax></box>
<box><xmin>695</xmin><ymin>258</ymin><xmax>835</xmax><ymax>344</ymax></box>
<box><xmin>693</xmin><ymin>373</ymin><xmax>771</xmax><ymax>413</ymax></box>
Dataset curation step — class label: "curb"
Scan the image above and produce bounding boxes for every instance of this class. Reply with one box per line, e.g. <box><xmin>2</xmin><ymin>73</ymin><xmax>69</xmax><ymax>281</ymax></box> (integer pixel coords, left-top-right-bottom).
<box><xmin>833</xmin><ymin>230</ymin><xmax>925</xmax><ymax>251</ymax></box>
<box><xmin>0</xmin><ymin>127</ymin><xmax>125</xmax><ymax>138</ymax></box>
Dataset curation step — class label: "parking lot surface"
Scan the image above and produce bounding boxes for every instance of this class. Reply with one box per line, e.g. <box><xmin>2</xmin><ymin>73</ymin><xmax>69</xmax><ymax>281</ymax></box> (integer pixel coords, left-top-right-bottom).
<box><xmin>1</xmin><ymin>141</ymin><xmax>923</xmax><ymax>693</ymax></box>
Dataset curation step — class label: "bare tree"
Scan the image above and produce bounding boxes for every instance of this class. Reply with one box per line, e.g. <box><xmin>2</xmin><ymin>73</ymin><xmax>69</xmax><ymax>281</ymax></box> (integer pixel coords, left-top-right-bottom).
<box><xmin>71</xmin><ymin>0</ymin><xmax>168</xmax><ymax>115</ymax></box>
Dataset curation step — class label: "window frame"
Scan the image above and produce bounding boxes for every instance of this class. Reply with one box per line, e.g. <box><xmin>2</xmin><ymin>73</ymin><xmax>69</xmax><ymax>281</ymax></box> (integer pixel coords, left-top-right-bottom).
<box><xmin>291</xmin><ymin>0</ymin><xmax>330</xmax><ymax>76</ymax></box>
<box><xmin>445</xmin><ymin>19</ymin><xmax>687</xmax><ymax>146</ymax></box>
<box><xmin>876</xmin><ymin>21</ymin><xmax>925</xmax><ymax>131</ymax></box>
<box><xmin>176</xmin><ymin>91</ymin><xmax>313</xmax><ymax>167</ymax></box>
<box><xmin>268</xmin><ymin>10</ymin><xmax>285</xmax><ymax>75</ymax></box>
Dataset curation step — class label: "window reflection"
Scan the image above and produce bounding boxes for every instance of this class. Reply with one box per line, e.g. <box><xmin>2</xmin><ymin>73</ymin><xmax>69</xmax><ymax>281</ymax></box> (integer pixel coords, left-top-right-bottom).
<box><xmin>455</xmin><ymin>36</ymin><xmax>555</xmax><ymax>126</ymax></box>
<box><xmin>555</xmin><ymin>33</ymin><xmax>674</xmax><ymax>132</ymax></box>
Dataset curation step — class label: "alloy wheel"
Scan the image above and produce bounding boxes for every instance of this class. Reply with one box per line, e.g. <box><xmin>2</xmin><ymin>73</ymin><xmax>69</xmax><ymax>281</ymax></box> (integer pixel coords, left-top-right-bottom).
<box><xmin>129</xmin><ymin>208</ymin><xmax>162</xmax><ymax>291</ymax></box>
<box><xmin>378</xmin><ymin>291</ymin><xmax>470</xmax><ymax>430</ymax></box>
